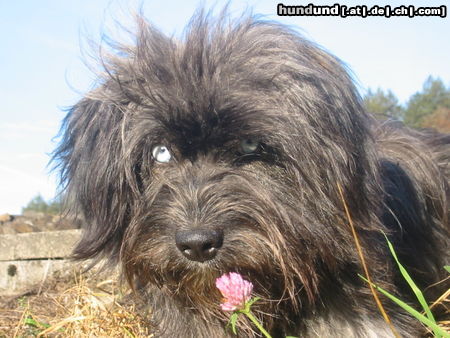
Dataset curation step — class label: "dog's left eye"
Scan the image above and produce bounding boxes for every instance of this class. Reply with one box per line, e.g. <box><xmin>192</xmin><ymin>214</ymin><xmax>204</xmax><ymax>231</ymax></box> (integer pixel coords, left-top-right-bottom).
<box><xmin>240</xmin><ymin>139</ymin><xmax>260</xmax><ymax>154</ymax></box>
<box><xmin>152</xmin><ymin>145</ymin><xmax>172</xmax><ymax>163</ymax></box>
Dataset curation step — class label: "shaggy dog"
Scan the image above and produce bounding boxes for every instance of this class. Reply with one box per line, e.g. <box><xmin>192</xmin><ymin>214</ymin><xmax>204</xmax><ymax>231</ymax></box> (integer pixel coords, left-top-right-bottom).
<box><xmin>53</xmin><ymin>10</ymin><xmax>449</xmax><ymax>337</ymax></box>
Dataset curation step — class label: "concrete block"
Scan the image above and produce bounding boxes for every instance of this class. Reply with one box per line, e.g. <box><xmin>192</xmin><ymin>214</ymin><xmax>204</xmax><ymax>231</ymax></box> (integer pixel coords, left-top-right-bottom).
<box><xmin>0</xmin><ymin>229</ymin><xmax>81</xmax><ymax>261</ymax></box>
<box><xmin>0</xmin><ymin>259</ymin><xmax>76</xmax><ymax>295</ymax></box>
<box><xmin>0</xmin><ymin>229</ymin><xmax>85</xmax><ymax>295</ymax></box>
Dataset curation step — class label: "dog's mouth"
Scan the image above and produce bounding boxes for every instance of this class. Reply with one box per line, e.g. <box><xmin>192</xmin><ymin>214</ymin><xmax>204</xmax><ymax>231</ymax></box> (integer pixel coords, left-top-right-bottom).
<box><xmin>120</xmin><ymin>163</ymin><xmax>315</xmax><ymax>307</ymax></box>
<box><xmin>122</xmin><ymin>218</ymin><xmax>313</xmax><ymax>315</ymax></box>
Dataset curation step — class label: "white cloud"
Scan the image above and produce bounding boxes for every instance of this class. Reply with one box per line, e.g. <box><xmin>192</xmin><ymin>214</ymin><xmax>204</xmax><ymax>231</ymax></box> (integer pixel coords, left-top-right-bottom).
<box><xmin>0</xmin><ymin>165</ymin><xmax>57</xmax><ymax>214</ymax></box>
<box><xmin>20</xmin><ymin>27</ymin><xmax>79</xmax><ymax>55</ymax></box>
<box><xmin>16</xmin><ymin>153</ymin><xmax>49</xmax><ymax>160</ymax></box>
<box><xmin>0</xmin><ymin>120</ymin><xmax>60</xmax><ymax>144</ymax></box>
<box><xmin>0</xmin><ymin>120</ymin><xmax>59</xmax><ymax>134</ymax></box>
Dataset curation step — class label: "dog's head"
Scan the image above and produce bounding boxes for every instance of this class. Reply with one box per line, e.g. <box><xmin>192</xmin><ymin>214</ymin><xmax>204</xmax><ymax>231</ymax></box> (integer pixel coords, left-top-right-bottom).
<box><xmin>54</xmin><ymin>12</ymin><xmax>379</xmax><ymax>311</ymax></box>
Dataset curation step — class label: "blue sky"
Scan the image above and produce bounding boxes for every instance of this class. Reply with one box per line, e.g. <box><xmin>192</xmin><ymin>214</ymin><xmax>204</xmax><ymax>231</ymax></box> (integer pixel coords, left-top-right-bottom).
<box><xmin>0</xmin><ymin>0</ymin><xmax>449</xmax><ymax>214</ymax></box>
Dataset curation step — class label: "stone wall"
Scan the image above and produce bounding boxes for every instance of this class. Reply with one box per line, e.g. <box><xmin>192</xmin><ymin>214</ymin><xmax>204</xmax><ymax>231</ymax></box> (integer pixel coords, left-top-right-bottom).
<box><xmin>0</xmin><ymin>230</ymin><xmax>82</xmax><ymax>295</ymax></box>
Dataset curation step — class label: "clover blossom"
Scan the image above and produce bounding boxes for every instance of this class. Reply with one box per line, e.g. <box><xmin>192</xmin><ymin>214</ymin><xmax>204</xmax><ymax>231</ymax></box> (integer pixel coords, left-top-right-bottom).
<box><xmin>215</xmin><ymin>272</ymin><xmax>253</xmax><ymax>311</ymax></box>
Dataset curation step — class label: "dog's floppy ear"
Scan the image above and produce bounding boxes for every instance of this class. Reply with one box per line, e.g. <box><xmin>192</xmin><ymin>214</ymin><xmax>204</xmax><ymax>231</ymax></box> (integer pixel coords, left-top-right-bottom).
<box><xmin>53</xmin><ymin>95</ymin><xmax>131</xmax><ymax>263</ymax></box>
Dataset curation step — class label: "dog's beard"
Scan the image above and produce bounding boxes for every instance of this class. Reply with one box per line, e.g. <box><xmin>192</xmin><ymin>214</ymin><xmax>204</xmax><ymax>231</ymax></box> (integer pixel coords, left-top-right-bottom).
<box><xmin>120</xmin><ymin>160</ymin><xmax>322</xmax><ymax>315</ymax></box>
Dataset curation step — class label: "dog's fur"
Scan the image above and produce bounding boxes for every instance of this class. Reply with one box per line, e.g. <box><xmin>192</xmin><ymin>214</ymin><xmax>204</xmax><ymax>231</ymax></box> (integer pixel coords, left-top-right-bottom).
<box><xmin>53</xmin><ymin>10</ymin><xmax>449</xmax><ymax>337</ymax></box>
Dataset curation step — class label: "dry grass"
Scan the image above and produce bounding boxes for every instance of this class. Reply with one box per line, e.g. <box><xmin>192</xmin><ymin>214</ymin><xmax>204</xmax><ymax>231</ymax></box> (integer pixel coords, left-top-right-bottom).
<box><xmin>0</xmin><ymin>270</ymin><xmax>153</xmax><ymax>337</ymax></box>
<box><xmin>0</xmin><ymin>269</ymin><xmax>447</xmax><ymax>338</ymax></box>
<box><xmin>0</xmin><ymin>238</ymin><xmax>448</xmax><ymax>337</ymax></box>
<box><xmin>337</xmin><ymin>183</ymin><xmax>401</xmax><ymax>338</ymax></box>
<box><xmin>337</xmin><ymin>183</ymin><xmax>450</xmax><ymax>337</ymax></box>
<box><xmin>427</xmin><ymin>279</ymin><xmax>450</xmax><ymax>336</ymax></box>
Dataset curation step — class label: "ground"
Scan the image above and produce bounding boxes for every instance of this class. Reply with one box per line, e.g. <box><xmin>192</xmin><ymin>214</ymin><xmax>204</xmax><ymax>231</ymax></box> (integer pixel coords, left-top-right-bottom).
<box><xmin>0</xmin><ymin>268</ymin><xmax>153</xmax><ymax>337</ymax></box>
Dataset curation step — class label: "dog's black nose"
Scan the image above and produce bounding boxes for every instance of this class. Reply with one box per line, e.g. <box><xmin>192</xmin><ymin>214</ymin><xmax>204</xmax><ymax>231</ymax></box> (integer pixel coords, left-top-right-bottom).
<box><xmin>175</xmin><ymin>229</ymin><xmax>223</xmax><ymax>262</ymax></box>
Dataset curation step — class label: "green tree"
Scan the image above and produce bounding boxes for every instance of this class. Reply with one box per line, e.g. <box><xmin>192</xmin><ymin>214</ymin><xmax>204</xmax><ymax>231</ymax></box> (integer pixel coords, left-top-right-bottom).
<box><xmin>46</xmin><ymin>197</ymin><xmax>63</xmax><ymax>214</ymax></box>
<box><xmin>363</xmin><ymin>88</ymin><xmax>404</xmax><ymax>120</ymax></box>
<box><xmin>421</xmin><ymin>106</ymin><xmax>450</xmax><ymax>133</ymax></box>
<box><xmin>22</xmin><ymin>194</ymin><xmax>48</xmax><ymax>213</ymax></box>
<box><xmin>404</xmin><ymin>76</ymin><xmax>450</xmax><ymax>128</ymax></box>
<box><xmin>22</xmin><ymin>194</ymin><xmax>62</xmax><ymax>215</ymax></box>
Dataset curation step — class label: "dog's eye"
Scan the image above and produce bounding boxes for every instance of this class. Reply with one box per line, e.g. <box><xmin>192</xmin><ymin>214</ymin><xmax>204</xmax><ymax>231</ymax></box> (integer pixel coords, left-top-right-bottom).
<box><xmin>152</xmin><ymin>145</ymin><xmax>171</xmax><ymax>163</ymax></box>
<box><xmin>240</xmin><ymin>139</ymin><xmax>260</xmax><ymax>154</ymax></box>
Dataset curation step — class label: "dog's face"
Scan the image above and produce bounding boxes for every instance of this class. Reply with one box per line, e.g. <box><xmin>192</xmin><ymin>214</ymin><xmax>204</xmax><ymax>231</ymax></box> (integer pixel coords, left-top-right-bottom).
<box><xmin>55</xmin><ymin>14</ymin><xmax>378</xmax><ymax>312</ymax></box>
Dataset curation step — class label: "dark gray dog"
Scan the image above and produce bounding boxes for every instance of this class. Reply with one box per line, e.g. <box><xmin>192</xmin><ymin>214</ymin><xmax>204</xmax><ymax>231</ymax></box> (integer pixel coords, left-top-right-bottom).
<box><xmin>54</xmin><ymin>11</ymin><xmax>449</xmax><ymax>337</ymax></box>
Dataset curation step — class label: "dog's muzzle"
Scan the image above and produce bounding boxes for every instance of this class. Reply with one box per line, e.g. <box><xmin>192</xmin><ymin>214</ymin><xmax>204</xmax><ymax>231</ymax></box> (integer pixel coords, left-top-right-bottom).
<box><xmin>175</xmin><ymin>229</ymin><xmax>224</xmax><ymax>262</ymax></box>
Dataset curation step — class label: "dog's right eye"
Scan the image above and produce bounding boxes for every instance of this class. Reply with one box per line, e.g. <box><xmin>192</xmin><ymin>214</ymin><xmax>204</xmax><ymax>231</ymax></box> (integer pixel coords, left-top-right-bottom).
<box><xmin>152</xmin><ymin>145</ymin><xmax>172</xmax><ymax>163</ymax></box>
<box><xmin>240</xmin><ymin>139</ymin><xmax>260</xmax><ymax>154</ymax></box>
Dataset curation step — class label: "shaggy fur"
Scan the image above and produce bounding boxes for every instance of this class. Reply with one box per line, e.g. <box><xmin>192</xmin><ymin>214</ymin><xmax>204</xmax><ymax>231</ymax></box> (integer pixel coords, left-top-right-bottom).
<box><xmin>53</xmin><ymin>10</ymin><xmax>449</xmax><ymax>338</ymax></box>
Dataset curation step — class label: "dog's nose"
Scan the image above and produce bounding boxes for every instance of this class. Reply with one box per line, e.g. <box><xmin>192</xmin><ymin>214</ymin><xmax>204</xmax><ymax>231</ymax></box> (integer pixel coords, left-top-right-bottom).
<box><xmin>175</xmin><ymin>229</ymin><xmax>223</xmax><ymax>262</ymax></box>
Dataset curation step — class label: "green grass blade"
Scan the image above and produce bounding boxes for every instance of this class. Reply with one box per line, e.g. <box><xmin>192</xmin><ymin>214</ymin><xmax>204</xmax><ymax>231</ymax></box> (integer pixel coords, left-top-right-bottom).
<box><xmin>24</xmin><ymin>316</ymin><xmax>50</xmax><ymax>329</ymax></box>
<box><xmin>122</xmin><ymin>327</ymin><xmax>136</xmax><ymax>337</ymax></box>
<box><xmin>359</xmin><ymin>275</ymin><xmax>449</xmax><ymax>338</ymax></box>
<box><xmin>246</xmin><ymin>297</ymin><xmax>260</xmax><ymax>308</ymax></box>
<box><xmin>384</xmin><ymin>234</ymin><xmax>437</xmax><ymax>328</ymax></box>
<box><xmin>229</xmin><ymin>312</ymin><xmax>239</xmax><ymax>334</ymax></box>
<box><xmin>444</xmin><ymin>266</ymin><xmax>450</xmax><ymax>274</ymax></box>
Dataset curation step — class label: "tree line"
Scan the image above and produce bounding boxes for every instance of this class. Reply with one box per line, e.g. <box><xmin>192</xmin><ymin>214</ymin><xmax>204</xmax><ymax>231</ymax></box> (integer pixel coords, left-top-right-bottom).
<box><xmin>22</xmin><ymin>194</ymin><xmax>62</xmax><ymax>215</ymax></box>
<box><xmin>363</xmin><ymin>76</ymin><xmax>450</xmax><ymax>133</ymax></box>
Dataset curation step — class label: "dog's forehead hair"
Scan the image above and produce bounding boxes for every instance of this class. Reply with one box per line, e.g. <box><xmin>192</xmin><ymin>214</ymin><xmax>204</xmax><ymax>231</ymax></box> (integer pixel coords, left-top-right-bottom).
<box><xmin>148</xmin><ymin>101</ymin><xmax>273</xmax><ymax>152</ymax></box>
<box><xmin>131</xmin><ymin>83</ymin><xmax>283</xmax><ymax>157</ymax></box>
<box><xmin>141</xmin><ymin>108</ymin><xmax>266</xmax><ymax>160</ymax></box>
<box><xmin>83</xmin><ymin>11</ymin><xmax>367</xmax><ymax>166</ymax></box>
<box><xmin>102</xmin><ymin>15</ymin><xmax>354</xmax><ymax>154</ymax></box>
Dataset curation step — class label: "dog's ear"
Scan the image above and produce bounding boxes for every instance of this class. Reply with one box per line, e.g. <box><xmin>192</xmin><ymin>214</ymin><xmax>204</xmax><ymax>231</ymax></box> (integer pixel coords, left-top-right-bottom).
<box><xmin>53</xmin><ymin>96</ymin><xmax>131</xmax><ymax>263</ymax></box>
